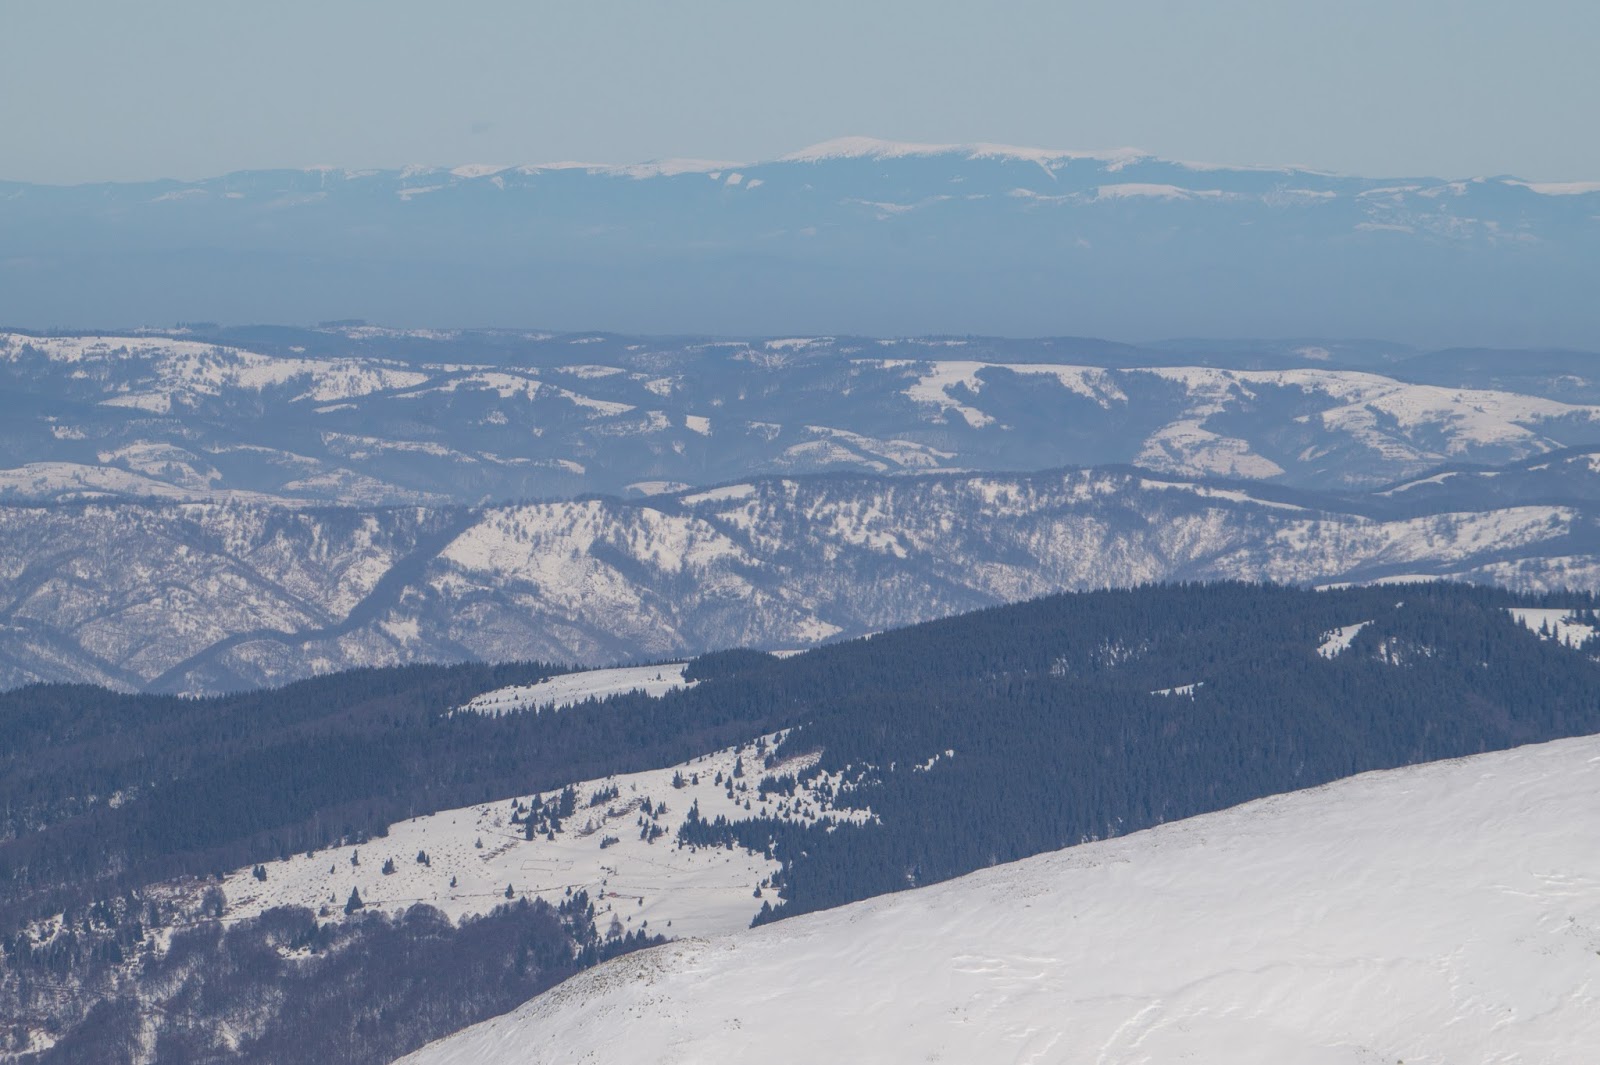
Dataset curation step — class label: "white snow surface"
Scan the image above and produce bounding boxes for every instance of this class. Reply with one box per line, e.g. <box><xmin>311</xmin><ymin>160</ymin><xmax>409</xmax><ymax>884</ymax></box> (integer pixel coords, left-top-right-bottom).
<box><xmin>403</xmin><ymin>734</ymin><xmax>1600</xmax><ymax>1065</ymax></box>
<box><xmin>217</xmin><ymin>734</ymin><xmax>868</xmax><ymax>941</ymax></box>
<box><xmin>1317</xmin><ymin>621</ymin><xmax>1370</xmax><ymax>658</ymax></box>
<box><xmin>1508</xmin><ymin>608</ymin><xmax>1599</xmax><ymax>649</ymax></box>
<box><xmin>458</xmin><ymin>663</ymin><xmax>694</xmax><ymax>716</ymax></box>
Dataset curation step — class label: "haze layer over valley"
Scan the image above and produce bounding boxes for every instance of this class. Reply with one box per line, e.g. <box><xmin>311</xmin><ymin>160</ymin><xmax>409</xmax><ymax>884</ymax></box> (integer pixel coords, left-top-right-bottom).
<box><xmin>5</xmin><ymin>141</ymin><xmax>1598</xmax><ymax>346</ymax></box>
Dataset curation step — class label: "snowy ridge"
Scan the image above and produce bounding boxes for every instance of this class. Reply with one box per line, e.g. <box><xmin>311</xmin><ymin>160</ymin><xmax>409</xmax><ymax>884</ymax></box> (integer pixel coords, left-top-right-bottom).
<box><xmin>0</xmin><ymin>462</ymin><xmax>290</xmax><ymax>505</ymax></box>
<box><xmin>886</xmin><ymin>357</ymin><xmax>1600</xmax><ymax>484</ymax></box>
<box><xmin>401</xmin><ymin>734</ymin><xmax>1600</xmax><ymax>1065</ymax></box>
<box><xmin>778</xmin><ymin>136</ymin><xmax>1147</xmax><ymax>167</ymax></box>
<box><xmin>11</xmin><ymin>330</ymin><xmax>1600</xmax><ymax>507</ymax></box>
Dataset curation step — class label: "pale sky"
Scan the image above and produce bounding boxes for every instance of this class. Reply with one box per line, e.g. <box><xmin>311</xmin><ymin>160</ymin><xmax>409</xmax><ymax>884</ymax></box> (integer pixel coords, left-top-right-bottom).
<box><xmin>3</xmin><ymin>0</ymin><xmax>1598</xmax><ymax>184</ymax></box>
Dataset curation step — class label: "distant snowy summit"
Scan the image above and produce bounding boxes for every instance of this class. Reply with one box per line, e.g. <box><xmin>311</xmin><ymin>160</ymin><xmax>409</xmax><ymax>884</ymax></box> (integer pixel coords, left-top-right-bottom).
<box><xmin>263</xmin><ymin>137</ymin><xmax>1283</xmax><ymax>179</ymax></box>
<box><xmin>778</xmin><ymin>135</ymin><xmax>1150</xmax><ymax>166</ymax></box>
<box><xmin>320</xmin><ymin>135</ymin><xmax>1589</xmax><ymax>186</ymax></box>
<box><xmin>4</xmin><ymin>138</ymin><xmax>1596</xmax><ymax>345</ymax></box>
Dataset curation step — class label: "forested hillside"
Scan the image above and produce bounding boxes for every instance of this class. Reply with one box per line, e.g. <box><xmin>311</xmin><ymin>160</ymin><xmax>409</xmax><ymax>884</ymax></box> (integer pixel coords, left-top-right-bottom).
<box><xmin>669</xmin><ymin>582</ymin><xmax>1600</xmax><ymax>918</ymax></box>
<box><xmin>7</xmin><ymin>581</ymin><xmax>1600</xmax><ymax>1061</ymax></box>
<box><xmin>0</xmin><ymin>661</ymin><xmax>784</xmax><ymax>927</ymax></box>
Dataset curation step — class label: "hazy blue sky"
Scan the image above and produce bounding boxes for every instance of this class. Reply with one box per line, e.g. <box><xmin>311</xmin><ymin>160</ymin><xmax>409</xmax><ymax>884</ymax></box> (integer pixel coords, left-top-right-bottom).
<box><xmin>4</xmin><ymin>0</ymin><xmax>1598</xmax><ymax>184</ymax></box>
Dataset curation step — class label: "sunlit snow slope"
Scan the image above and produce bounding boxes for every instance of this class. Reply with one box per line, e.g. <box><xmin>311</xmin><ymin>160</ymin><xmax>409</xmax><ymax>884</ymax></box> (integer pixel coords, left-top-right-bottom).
<box><xmin>213</xmin><ymin>733</ymin><xmax>865</xmax><ymax>942</ymax></box>
<box><xmin>402</xmin><ymin>735</ymin><xmax>1600</xmax><ymax>1065</ymax></box>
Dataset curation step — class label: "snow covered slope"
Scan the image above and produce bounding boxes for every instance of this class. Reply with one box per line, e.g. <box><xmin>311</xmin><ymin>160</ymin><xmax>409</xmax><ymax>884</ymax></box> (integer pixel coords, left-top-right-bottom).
<box><xmin>402</xmin><ymin>734</ymin><xmax>1600</xmax><ymax>1065</ymax></box>
<box><xmin>212</xmin><ymin>733</ymin><xmax>863</xmax><ymax>942</ymax></box>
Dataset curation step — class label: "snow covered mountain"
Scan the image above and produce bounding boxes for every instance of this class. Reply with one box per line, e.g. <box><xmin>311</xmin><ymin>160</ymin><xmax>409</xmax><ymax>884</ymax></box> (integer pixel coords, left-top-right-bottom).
<box><xmin>6</xmin><ymin>329</ymin><xmax>1600</xmax><ymax>505</ymax></box>
<box><xmin>19</xmin><ymin>582</ymin><xmax>1600</xmax><ymax>1061</ymax></box>
<box><xmin>6</xmin><ymin>461</ymin><xmax>1600</xmax><ymax>692</ymax></box>
<box><xmin>6</xmin><ymin>326</ymin><xmax>1600</xmax><ymax>692</ymax></box>
<box><xmin>4</xmin><ymin>140</ymin><xmax>1597</xmax><ymax>345</ymax></box>
<box><xmin>399</xmin><ymin>733</ymin><xmax>1600</xmax><ymax>1065</ymax></box>
<box><xmin>209</xmin><ymin>727</ymin><xmax>859</xmax><ymax>945</ymax></box>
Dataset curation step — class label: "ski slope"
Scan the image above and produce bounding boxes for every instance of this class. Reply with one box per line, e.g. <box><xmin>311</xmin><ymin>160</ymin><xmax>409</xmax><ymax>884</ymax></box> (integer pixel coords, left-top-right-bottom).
<box><xmin>402</xmin><ymin>735</ymin><xmax>1600</xmax><ymax>1065</ymax></box>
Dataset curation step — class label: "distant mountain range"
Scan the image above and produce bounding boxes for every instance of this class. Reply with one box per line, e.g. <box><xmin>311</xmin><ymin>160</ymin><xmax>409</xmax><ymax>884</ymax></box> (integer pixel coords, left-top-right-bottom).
<box><xmin>7</xmin><ymin>327</ymin><xmax>1600</xmax><ymax>692</ymax></box>
<box><xmin>6</xmin><ymin>328</ymin><xmax>1600</xmax><ymax>505</ymax></box>
<box><xmin>4</xmin><ymin>138</ymin><xmax>1597</xmax><ymax>345</ymax></box>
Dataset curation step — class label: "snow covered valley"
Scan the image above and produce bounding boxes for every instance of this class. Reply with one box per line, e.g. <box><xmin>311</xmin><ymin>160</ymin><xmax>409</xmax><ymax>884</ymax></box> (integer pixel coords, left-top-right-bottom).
<box><xmin>403</xmin><ymin>734</ymin><xmax>1600</xmax><ymax>1065</ymax></box>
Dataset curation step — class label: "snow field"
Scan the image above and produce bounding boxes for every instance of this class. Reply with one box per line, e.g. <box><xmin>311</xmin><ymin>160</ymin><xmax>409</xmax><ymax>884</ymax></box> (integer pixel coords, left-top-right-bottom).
<box><xmin>1508</xmin><ymin>607</ymin><xmax>1599</xmax><ymax>649</ymax></box>
<box><xmin>402</xmin><ymin>734</ymin><xmax>1600</xmax><ymax>1065</ymax></box>
<box><xmin>1316</xmin><ymin>621</ymin><xmax>1370</xmax><ymax>658</ymax></box>
<box><xmin>214</xmin><ymin>734</ymin><xmax>871</xmax><ymax>942</ymax></box>
<box><xmin>457</xmin><ymin>663</ymin><xmax>695</xmax><ymax>716</ymax></box>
